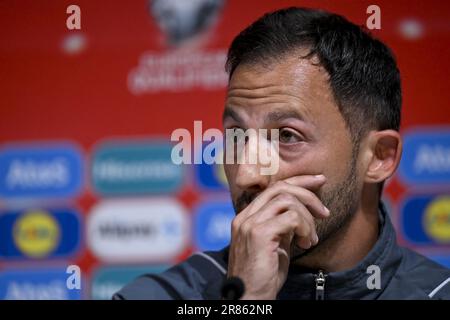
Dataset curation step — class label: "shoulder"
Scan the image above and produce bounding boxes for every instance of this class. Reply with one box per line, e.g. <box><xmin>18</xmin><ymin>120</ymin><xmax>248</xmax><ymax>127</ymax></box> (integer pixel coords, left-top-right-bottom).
<box><xmin>113</xmin><ymin>249</ymin><xmax>228</xmax><ymax>300</ymax></box>
<box><xmin>390</xmin><ymin>247</ymin><xmax>450</xmax><ymax>299</ymax></box>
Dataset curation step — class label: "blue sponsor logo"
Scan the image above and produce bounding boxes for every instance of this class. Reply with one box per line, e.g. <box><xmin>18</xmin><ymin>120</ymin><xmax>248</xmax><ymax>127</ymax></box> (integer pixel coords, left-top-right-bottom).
<box><xmin>0</xmin><ymin>143</ymin><xmax>83</xmax><ymax>199</ymax></box>
<box><xmin>400</xmin><ymin>195</ymin><xmax>450</xmax><ymax>246</ymax></box>
<box><xmin>399</xmin><ymin>128</ymin><xmax>450</xmax><ymax>185</ymax></box>
<box><xmin>0</xmin><ymin>268</ymin><xmax>82</xmax><ymax>300</ymax></box>
<box><xmin>0</xmin><ymin>208</ymin><xmax>81</xmax><ymax>260</ymax></box>
<box><xmin>194</xmin><ymin>200</ymin><xmax>234</xmax><ymax>251</ymax></box>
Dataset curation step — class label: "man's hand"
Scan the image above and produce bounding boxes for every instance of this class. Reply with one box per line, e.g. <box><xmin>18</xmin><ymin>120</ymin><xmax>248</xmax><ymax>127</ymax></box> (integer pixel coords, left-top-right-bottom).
<box><xmin>227</xmin><ymin>175</ymin><xmax>330</xmax><ymax>300</ymax></box>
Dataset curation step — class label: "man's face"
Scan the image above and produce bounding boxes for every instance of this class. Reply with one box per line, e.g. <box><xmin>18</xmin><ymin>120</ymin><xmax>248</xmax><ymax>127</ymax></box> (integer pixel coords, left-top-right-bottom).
<box><xmin>222</xmin><ymin>53</ymin><xmax>363</xmax><ymax>254</ymax></box>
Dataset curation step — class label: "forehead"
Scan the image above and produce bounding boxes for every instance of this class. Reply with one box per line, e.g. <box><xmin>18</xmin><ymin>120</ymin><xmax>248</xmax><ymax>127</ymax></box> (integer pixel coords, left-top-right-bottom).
<box><xmin>225</xmin><ymin>54</ymin><xmax>339</xmax><ymax>125</ymax></box>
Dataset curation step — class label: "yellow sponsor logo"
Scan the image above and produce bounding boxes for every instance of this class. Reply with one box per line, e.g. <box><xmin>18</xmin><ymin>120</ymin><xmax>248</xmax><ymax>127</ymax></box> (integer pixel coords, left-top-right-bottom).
<box><xmin>13</xmin><ymin>210</ymin><xmax>60</xmax><ymax>258</ymax></box>
<box><xmin>424</xmin><ymin>196</ymin><xmax>450</xmax><ymax>243</ymax></box>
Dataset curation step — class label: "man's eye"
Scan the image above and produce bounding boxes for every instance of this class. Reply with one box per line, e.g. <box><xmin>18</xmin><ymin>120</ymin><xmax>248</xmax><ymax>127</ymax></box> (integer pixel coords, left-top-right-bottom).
<box><xmin>279</xmin><ymin>128</ymin><xmax>303</xmax><ymax>144</ymax></box>
<box><xmin>225</xmin><ymin>127</ymin><xmax>245</xmax><ymax>144</ymax></box>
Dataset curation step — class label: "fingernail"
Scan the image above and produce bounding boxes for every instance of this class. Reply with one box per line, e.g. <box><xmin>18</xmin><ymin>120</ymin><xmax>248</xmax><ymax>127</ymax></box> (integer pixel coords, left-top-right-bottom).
<box><xmin>314</xmin><ymin>174</ymin><xmax>325</xmax><ymax>179</ymax></box>
<box><xmin>323</xmin><ymin>206</ymin><xmax>330</xmax><ymax>216</ymax></box>
<box><xmin>305</xmin><ymin>240</ymin><xmax>312</xmax><ymax>249</ymax></box>
<box><xmin>313</xmin><ymin>234</ymin><xmax>319</xmax><ymax>245</ymax></box>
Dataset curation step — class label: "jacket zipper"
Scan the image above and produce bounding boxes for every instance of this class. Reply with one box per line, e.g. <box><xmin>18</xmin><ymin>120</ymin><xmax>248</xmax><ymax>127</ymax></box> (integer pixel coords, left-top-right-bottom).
<box><xmin>314</xmin><ymin>270</ymin><xmax>326</xmax><ymax>300</ymax></box>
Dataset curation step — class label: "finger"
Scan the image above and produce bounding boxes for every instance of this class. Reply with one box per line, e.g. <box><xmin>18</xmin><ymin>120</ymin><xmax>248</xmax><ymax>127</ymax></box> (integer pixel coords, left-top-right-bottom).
<box><xmin>247</xmin><ymin>193</ymin><xmax>310</xmax><ymax>225</ymax></box>
<box><xmin>278</xmin><ymin>233</ymin><xmax>293</xmax><ymax>271</ymax></box>
<box><xmin>278</xmin><ymin>182</ymin><xmax>329</xmax><ymax>219</ymax></box>
<box><xmin>242</xmin><ymin>175</ymin><xmax>325</xmax><ymax>218</ymax></box>
<box><xmin>244</xmin><ymin>199</ymin><xmax>319</xmax><ymax>248</ymax></box>
<box><xmin>284</xmin><ymin>174</ymin><xmax>326</xmax><ymax>189</ymax></box>
<box><xmin>257</xmin><ymin>209</ymin><xmax>317</xmax><ymax>250</ymax></box>
<box><xmin>292</xmin><ymin>208</ymin><xmax>317</xmax><ymax>249</ymax></box>
<box><xmin>296</xmin><ymin>237</ymin><xmax>313</xmax><ymax>250</ymax></box>
<box><xmin>246</xmin><ymin>181</ymin><xmax>329</xmax><ymax>221</ymax></box>
<box><xmin>295</xmin><ymin>203</ymin><xmax>319</xmax><ymax>246</ymax></box>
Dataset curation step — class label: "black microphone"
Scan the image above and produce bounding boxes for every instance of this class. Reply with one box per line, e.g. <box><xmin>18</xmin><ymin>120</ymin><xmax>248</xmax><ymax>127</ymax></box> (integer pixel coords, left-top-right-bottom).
<box><xmin>221</xmin><ymin>277</ymin><xmax>245</xmax><ymax>300</ymax></box>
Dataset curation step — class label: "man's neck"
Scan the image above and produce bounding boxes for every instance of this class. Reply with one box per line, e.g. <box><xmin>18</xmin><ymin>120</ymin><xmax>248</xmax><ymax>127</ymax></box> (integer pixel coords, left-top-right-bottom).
<box><xmin>293</xmin><ymin>188</ymin><xmax>381</xmax><ymax>273</ymax></box>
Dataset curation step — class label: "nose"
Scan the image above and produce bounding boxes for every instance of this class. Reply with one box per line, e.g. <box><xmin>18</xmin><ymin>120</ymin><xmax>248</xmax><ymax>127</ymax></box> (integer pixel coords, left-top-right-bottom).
<box><xmin>234</xmin><ymin>137</ymin><xmax>271</xmax><ymax>191</ymax></box>
<box><xmin>235</xmin><ymin>162</ymin><xmax>270</xmax><ymax>191</ymax></box>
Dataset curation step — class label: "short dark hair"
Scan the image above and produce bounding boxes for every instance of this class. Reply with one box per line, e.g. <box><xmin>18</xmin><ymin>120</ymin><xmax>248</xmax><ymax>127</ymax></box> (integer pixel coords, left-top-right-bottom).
<box><xmin>226</xmin><ymin>7</ymin><xmax>402</xmax><ymax>143</ymax></box>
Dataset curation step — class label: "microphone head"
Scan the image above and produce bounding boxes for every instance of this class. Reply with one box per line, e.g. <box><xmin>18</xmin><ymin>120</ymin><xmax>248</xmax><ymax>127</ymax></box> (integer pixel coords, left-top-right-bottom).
<box><xmin>221</xmin><ymin>276</ymin><xmax>245</xmax><ymax>300</ymax></box>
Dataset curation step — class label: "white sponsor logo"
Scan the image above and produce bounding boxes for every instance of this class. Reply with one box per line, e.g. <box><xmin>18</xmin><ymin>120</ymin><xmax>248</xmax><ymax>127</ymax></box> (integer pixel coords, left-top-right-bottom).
<box><xmin>128</xmin><ymin>50</ymin><xmax>227</xmax><ymax>94</ymax></box>
<box><xmin>150</xmin><ymin>0</ymin><xmax>224</xmax><ymax>46</ymax></box>
<box><xmin>62</xmin><ymin>33</ymin><xmax>87</xmax><ymax>55</ymax></box>
<box><xmin>87</xmin><ymin>199</ymin><xmax>189</xmax><ymax>262</ymax></box>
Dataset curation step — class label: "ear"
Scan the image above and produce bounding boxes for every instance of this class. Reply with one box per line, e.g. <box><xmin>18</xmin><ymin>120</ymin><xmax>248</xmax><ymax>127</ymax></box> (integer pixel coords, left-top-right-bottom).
<box><xmin>363</xmin><ymin>130</ymin><xmax>402</xmax><ymax>184</ymax></box>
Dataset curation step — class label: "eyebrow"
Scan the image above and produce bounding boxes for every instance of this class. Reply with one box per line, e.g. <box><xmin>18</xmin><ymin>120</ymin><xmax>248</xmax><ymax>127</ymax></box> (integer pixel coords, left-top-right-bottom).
<box><xmin>265</xmin><ymin>109</ymin><xmax>305</xmax><ymax>123</ymax></box>
<box><xmin>222</xmin><ymin>106</ymin><xmax>309</xmax><ymax>125</ymax></box>
<box><xmin>222</xmin><ymin>107</ymin><xmax>243</xmax><ymax>123</ymax></box>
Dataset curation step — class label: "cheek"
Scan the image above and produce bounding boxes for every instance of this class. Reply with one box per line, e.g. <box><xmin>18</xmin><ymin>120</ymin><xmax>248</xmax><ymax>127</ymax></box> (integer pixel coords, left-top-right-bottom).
<box><xmin>321</xmin><ymin>144</ymin><xmax>356</xmax><ymax>192</ymax></box>
<box><xmin>276</xmin><ymin>143</ymin><xmax>328</xmax><ymax>178</ymax></box>
<box><xmin>275</xmin><ymin>157</ymin><xmax>323</xmax><ymax>180</ymax></box>
<box><xmin>224</xmin><ymin>163</ymin><xmax>237</xmax><ymax>188</ymax></box>
<box><xmin>276</xmin><ymin>143</ymin><xmax>353</xmax><ymax>184</ymax></box>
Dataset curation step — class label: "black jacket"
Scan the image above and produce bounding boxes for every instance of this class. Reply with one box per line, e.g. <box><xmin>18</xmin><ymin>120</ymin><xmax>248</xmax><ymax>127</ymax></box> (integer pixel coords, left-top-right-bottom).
<box><xmin>113</xmin><ymin>203</ymin><xmax>450</xmax><ymax>300</ymax></box>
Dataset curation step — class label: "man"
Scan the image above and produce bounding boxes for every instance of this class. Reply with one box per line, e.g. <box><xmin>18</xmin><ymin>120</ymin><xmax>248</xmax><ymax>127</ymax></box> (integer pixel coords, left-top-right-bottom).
<box><xmin>114</xmin><ymin>7</ymin><xmax>450</xmax><ymax>300</ymax></box>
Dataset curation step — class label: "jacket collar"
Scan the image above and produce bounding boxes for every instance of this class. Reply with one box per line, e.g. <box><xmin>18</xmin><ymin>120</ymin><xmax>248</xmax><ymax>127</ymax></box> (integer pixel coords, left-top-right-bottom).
<box><xmin>277</xmin><ymin>202</ymin><xmax>403</xmax><ymax>299</ymax></box>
